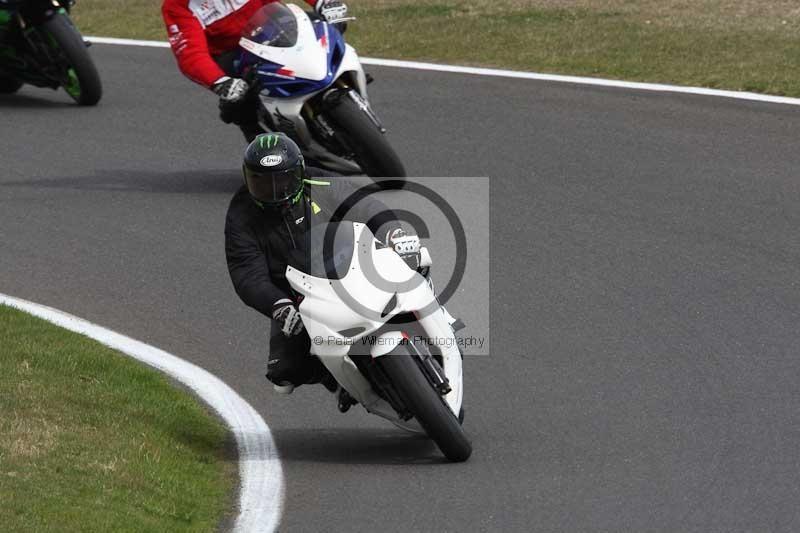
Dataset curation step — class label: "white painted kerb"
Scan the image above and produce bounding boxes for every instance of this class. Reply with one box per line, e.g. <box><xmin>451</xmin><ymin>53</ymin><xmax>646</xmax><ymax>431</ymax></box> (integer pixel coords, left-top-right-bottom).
<box><xmin>0</xmin><ymin>293</ymin><xmax>283</xmax><ymax>533</ymax></box>
<box><xmin>85</xmin><ymin>35</ymin><xmax>800</xmax><ymax>107</ymax></box>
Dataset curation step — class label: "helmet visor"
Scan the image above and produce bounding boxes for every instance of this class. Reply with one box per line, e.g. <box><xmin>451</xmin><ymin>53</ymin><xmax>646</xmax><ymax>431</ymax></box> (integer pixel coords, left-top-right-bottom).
<box><xmin>245</xmin><ymin>166</ymin><xmax>303</xmax><ymax>205</ymax></box>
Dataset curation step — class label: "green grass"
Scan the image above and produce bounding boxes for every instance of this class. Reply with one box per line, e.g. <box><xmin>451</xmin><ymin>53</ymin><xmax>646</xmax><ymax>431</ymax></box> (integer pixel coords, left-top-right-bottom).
<box><xmin>0</xmin><ymin>305</ymin><xmax>235</xmax><ymax>532</ymax></box>
<box><xmin>70</xmin><ymin>0</ymin><xmax>800</xmax><ymax>97</ymax></box>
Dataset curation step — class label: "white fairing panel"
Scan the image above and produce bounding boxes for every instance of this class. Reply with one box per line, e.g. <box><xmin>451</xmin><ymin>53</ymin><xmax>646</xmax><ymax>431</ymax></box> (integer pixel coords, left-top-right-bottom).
<box><xmin>286</xmin><ymin>223</ymin><xmax>464</xmax><ymax>417</ymax></box>
<box><xmin>335</xmin><ymin>44</ymin><xmax>369</xmax><ymax>98</ymax></box>
<box><xmin>239</xmin><ymin>4</ymin><xmax>328</xmax><ymax>81</ymax></box>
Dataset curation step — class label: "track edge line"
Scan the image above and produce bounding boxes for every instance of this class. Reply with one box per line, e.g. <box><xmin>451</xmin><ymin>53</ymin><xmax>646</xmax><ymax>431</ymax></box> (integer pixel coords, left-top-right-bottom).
<box><xmin>84</xmin><ymin>35</ymin><xmax>800</xmax><ymax>107</ymax></box>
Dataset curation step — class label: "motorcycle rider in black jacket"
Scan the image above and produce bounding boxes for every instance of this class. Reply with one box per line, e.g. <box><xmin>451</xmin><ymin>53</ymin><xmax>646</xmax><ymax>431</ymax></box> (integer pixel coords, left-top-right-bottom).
<box><xmin>225</xmin><ymin>133</ymin><xmax>420</xmax><ymax>393</ymax></box>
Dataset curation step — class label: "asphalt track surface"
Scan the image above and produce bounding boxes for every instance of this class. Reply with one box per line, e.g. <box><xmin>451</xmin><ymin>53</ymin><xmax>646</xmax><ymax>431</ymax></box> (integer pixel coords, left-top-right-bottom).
<box><xmin>2</xmin><ymin>44</ymin><xmax>800</xmax><ymax>532</ymax></box>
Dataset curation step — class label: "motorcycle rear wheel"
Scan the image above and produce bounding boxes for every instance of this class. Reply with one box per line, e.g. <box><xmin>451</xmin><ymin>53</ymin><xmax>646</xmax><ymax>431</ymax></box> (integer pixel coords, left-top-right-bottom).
<box><xmin>41</xmin><ymin>13</ymin><xmax>101</xmax><ymax>106</ymax></box>
<box><xmin>326</xmin><ymin>90</ymin><xmax>406</xmax><ymax>184</ymax></box>
<box><xmin>379</xmin><ymin>341</ymin><xmax>471</xmax><ymax>462</ymax></box>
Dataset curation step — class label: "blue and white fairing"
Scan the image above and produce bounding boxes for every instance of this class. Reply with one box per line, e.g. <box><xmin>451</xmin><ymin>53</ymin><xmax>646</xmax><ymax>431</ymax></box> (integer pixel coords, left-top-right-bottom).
<box><xmin>236</xmin><ymin>3</ymin><xmax>347</xmax><ymax>98</ymax></box>
<box><xmin>234</xmin><ymin>2</ymin><xmax>370</xmax><ymax>174</ymax></box>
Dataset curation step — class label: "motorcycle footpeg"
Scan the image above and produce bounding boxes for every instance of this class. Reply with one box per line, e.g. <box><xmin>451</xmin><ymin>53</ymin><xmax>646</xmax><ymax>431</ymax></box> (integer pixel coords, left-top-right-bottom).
<box><xmin>366</xmin><ymin>73</ymin><xmax>374</xmax><ymax>85</ymax></box>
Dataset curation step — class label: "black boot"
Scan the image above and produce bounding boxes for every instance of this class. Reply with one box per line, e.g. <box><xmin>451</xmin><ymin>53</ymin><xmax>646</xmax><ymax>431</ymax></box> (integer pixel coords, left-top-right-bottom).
<box><xmin>337</xmin><ymin>388</ymin><xmax>357</xmax><ymax>413</ymax></box>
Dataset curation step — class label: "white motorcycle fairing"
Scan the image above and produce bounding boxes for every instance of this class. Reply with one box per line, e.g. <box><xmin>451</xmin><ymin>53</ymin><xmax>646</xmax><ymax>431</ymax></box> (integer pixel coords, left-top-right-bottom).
<box><xmin>239</xmin><ymin>3</ymin><xmax>370</xmax><ymax>173</ymax></box>
<box><xmin>285</xmin><ymin>223</ymin><xmax>464</xmax><ymax>425</ymax></box>
<box><xmin>239</xmin><ymin>4</ymin><xmax>328</xmax><ymax>82</ymax></box>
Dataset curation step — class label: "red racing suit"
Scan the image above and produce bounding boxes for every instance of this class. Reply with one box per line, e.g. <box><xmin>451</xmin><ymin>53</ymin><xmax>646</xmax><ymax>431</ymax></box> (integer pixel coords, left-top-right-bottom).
<box><xmin>162</xmin><ymin>0</ymin><xmax>319</xmax><ymax>89</ymax></box>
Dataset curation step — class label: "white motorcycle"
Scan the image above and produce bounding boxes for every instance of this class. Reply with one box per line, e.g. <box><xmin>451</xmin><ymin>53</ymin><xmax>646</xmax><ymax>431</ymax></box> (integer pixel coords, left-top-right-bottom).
<box><xmin>236</xmin><ymin>2</ymin><xmax>406</xmax><ymax>181</ymax></box>
<box><xmin>285</xmin><ymin>221</ymin><xmax>471</xmax><ymax>462</ymax></box>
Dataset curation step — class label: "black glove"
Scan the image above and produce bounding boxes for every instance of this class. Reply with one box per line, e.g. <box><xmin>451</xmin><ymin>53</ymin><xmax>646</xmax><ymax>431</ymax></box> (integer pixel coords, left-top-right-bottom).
<box><xmin>212</xmin><ymin>76</ymin><xmax>250</xmax><ymax>124</ymax></box>
<box><xmin>385</xmin><ymin>228</ymin><xmax>421</xmax><ymax>270</ymax></box>
<box><xmin>212</xmin><ymin>76</ymin><xmax>249</xmax><ymax>101</ymax></box>
<box><xmin>272</xmin><ymin>298</ymin><xmax>304</xmax><ymax>337</ymax></box>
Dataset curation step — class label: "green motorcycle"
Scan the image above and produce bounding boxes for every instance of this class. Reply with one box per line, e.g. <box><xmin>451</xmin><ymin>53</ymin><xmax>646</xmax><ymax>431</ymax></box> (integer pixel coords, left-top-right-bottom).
<box><xmin>0</xmin><ymin>0</ymin><xmax>101</xmax><ymax>105</ymax></box>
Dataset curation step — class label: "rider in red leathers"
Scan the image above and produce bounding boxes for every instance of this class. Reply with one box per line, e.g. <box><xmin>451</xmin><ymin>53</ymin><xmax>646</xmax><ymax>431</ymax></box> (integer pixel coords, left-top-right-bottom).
<box><xmin>162</xmin><ymin>0</ymin><xmax>349</xmax><ymax>140</ymax></box>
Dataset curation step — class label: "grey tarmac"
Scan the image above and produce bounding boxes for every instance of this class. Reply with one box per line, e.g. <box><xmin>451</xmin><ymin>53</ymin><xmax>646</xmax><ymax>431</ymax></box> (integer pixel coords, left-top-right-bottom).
<box><xmin>2</xmin><ymin>43</ymin><xmax>800</xmax><ymax>532</ymax></box>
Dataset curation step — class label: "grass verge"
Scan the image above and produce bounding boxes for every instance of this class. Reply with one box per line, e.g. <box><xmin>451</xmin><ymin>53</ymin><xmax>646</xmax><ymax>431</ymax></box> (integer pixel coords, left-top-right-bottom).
<box><xmin>71</xmin><ymin>0</ymin><xmax>800</xmax><ymax>97</ymax></box>
<box><xmin>0</xmin><ymin>304</ymin><xmax>235</xmax><ymax>532</ymax></box>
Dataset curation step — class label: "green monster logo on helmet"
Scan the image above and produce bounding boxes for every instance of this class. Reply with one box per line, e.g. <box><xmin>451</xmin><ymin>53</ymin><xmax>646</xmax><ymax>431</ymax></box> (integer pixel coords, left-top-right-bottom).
<box><xmin>259</xmin><ymin>134</ymin><xmax>282</xmax><ymax>149</ymax></box>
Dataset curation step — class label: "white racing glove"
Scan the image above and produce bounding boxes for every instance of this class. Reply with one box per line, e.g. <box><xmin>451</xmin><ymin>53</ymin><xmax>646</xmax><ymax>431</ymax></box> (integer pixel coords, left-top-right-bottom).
<box><xmin>315</xmin><ymin>0</ymin><xmax>349</xmax><ymax>24</ymax></box>
<box><xmin>386</xmin><ymin>228</ymin><xmax>421</xmax><ymax>270</ymax></box>
<box><xmin>211</xmin><ymin>76</ymin><xmax>249</xmax><ymax>103</ymax></box>
<box><xmin>272</xmin><ymin>298</ymin><xmax>305</xmax><ymax>337</ymax></box>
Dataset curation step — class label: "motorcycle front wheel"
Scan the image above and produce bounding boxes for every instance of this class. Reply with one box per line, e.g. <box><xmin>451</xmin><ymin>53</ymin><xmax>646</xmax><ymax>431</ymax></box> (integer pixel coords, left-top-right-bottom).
<box><xmin>326</xmin><ymin>90</ymin><xmax>406</xmax><ymax>184</ymax></box>
<box><xmin>40</xmin><ymin>13</ymin><xmax>101</xmax><ymax>106</ymax></box>
<box><xmin>379</xmin><ymin>340</ymin><xmax>472</xmax><ymax>462</ymax></box>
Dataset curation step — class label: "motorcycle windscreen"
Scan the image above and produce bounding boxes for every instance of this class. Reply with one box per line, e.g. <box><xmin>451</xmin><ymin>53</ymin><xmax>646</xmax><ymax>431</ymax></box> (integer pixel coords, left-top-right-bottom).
<box><xmin>298</xmin><ymin>221</ymin><xmax>355</xmax><ymax>280</ymax></box>
<box><xmin>241</xmin><ymin>3</ymin><xmax>298</xmax><ymax>48</ymax></box>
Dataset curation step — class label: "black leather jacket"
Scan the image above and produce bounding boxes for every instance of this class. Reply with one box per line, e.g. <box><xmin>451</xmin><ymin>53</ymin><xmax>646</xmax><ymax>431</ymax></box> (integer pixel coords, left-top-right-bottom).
<box><xmin>224</xmin><ymin>170</ymin><xmax>401</xmax><ymax>317</ymax></box>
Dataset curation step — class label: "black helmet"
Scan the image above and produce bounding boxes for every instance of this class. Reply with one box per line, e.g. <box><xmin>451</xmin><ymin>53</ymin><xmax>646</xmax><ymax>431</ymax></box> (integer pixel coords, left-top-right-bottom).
<box><xmin>243</xmin><ymin>133</ymin><xmax>306</xmax><ymax>207</ymax></box>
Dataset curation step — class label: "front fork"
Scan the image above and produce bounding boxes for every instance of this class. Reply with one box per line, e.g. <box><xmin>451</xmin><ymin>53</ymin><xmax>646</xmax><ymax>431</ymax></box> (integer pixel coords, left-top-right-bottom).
<box><xmin>371</xmin><ymin>311</ymin><xmax>464</xmax><ymax>418</ymax></box>
<box><xmin>321</xmin><ymin>80</ymin><xmax>386</xmax><ymax>132</ymax></box>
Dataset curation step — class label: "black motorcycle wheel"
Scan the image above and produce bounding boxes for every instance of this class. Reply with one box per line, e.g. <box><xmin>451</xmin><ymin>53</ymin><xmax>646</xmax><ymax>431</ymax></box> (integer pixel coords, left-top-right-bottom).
<box><xmin>326</xmin><ymin>91</ymin><xmax>406</xmax><ymax>183</ymax></box>
<box><xmin>41</xmin><ymin>13</ymin><xmax>101</xmax><ymax>106</ymax></box>
<box><xmin>379</xmin><ymin>341</ymin><xmax>472</xmax><ymax>462</ymax></box>
<box><xmin>0</xmin><ymin>77</ymin><xmax>23</xmax><ymax>94</ymax></box>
